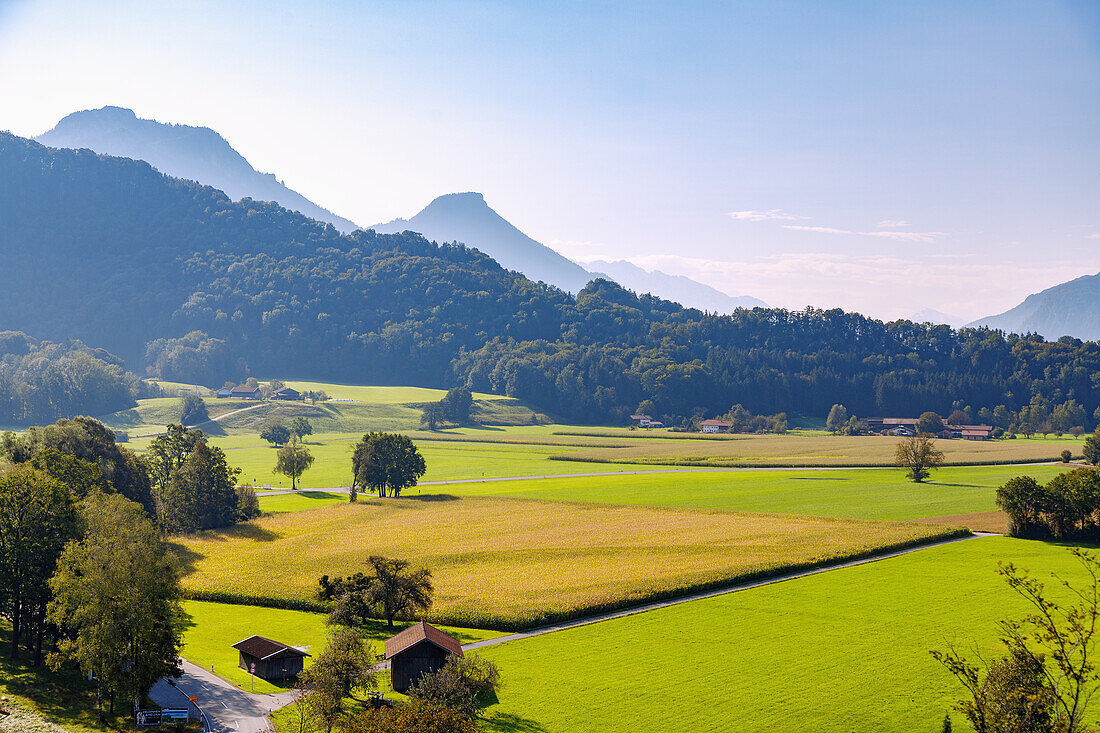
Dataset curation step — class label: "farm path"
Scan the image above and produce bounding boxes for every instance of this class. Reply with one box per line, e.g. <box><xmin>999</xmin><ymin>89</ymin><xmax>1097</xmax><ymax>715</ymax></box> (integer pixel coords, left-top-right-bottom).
<box><xmin>133</xmin><ymin>403</ymin><xmax>267</xmax><ymax>439</ymax></box>
<box><xmin>150</xmin><ymin>659</ymin><xmax>297</xmax><ymax>733</ymax></box>
<box><xmin>461</xmin><ymin>531</ymin><xmax>996</xmax><ymax>653</ymax></box>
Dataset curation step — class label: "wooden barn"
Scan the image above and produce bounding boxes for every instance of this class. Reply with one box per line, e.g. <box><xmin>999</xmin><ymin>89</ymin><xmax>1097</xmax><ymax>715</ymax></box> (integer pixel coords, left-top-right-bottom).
<box><xmin>384</xmin><ymin>622</ymin><xmax>463</xmax><ymax>693</ymax></box>
<box><xmin>231</xmin><ymin>635</ymin><xmax>310</xmax><ymax>680</ymax></box>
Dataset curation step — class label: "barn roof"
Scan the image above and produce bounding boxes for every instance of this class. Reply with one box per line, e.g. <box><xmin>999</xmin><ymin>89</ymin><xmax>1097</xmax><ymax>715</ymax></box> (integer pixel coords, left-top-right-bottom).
<box><xmin>231</xmin><ymin>635</ymin><xmax>311</xmax><ymax>660</ymax></box>
<box><xmin>699</xmin><ymin>419</ymin><xmax>732</xmax><ymax>427</ymax></box>
<box><xmin>384</xmin><ymin>622</ymin><xmax>463</xmax><ymax>659</ymax></box>
<box><xmin>230</xmin><ymin>385</ymin><xmax>260</xmax><ymax>394</ymax></box>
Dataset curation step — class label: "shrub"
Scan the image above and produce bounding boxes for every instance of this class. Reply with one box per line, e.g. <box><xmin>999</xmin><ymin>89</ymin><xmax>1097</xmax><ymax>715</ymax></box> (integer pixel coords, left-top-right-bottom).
<box><xmin>1061</xmin><ymin>449</ymin><xmax>1073</xmax><ymax>463</ymax></box>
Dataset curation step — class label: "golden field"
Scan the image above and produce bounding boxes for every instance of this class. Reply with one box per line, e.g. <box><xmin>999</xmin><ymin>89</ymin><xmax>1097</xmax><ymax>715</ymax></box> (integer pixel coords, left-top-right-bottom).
<box><xmin>172</xmin><ymin>495</ymin><xmax>959</xmax><ymax>628</ymax></box>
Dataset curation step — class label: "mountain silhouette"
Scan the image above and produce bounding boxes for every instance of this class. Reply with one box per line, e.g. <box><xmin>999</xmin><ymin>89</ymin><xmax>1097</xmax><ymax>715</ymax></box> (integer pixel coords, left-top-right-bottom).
<box><xmin>968</xmin><ymin>272</ymin><xmax>1100</xmax><ymax>341</ymax></box>
<box><xmin>36</xmin><ymin>106</ymin><xmax>359</xmax><ymax>233</ymax></box>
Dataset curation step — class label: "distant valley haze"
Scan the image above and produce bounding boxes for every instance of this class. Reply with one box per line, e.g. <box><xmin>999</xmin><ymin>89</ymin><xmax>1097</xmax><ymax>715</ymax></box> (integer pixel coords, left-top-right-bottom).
<box><xmin>1</xmin><ymin>0</ymin><xmax>1096</xmax><ymax>325</ymax></box>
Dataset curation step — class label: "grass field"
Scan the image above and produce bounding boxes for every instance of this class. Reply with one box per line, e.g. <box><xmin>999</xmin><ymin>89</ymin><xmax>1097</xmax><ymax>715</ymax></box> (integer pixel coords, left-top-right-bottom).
<box><xmin>160</xmin><ymin>433</ymin><xmax>645</xmax><ymax>488</ymax></box>
<box><xmin>474</xmin><ymin>536</ymin><xmax>1095</xmax><ymax>733</ymax></box>
<box><xmin>171</xmin><ymin>496</ymin><xmax>958</xmax><ymax>629</ymax></box>
<box><xmin>254</xmin><ymin>464</ymin><xmax>1074</xmax><ymax>525</ymax></box>
<box><xmin>558</xmin><ymin>433</ymin><xmax>1075</xmax><ymax>466</ymax></box>
<box><xmin>442</xmin><ymin>464</ymin><xmax>1074</xmax><ymax>522</ymax></box>
<box><xmin>179</xmin><ymin>600</ymin><xmax>502</xmax><ymax>694</ymax></box>
<box><xmin>0</xmin><ymin>623</ymin><xmax>129</xmax><ymax>733</ymax></box>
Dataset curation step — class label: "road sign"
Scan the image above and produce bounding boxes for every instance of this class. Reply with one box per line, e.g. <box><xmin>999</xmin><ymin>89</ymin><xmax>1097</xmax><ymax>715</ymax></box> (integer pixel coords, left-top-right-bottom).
<box><xmin>188</xmin><ymin>696</ymin><xmax>197</xmax><ymax>703</ymax></box>
<box><xmin>161</xmin><ymin>709</ymin><xmax>189</xmax><ymax>724</ymax></box>
<box><xmin>250</xmin><ymin>662</ymin><xmax>256</xmax><ymax>674</ymax></box>
<box><xmin>136</xmin><ymin>710</ymin><xmax>161</xmax><ymax>727</ymax></box>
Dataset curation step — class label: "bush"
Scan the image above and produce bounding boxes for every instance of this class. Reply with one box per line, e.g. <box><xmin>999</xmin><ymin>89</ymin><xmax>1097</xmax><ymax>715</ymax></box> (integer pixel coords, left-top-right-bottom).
<box><xmin>407</xmin><ymin>653</ymin><xmax>500</xmax><ymax>720</ymax></box>
<box><xmin>1061</xmin><ymin>449</ymin><xmax>1073</xmax><ymax>463</ymax></box>
<box><xmin>997</xmin><ymin>469</ymin><xmax>1100</xmax><ymax>540</ymax></box>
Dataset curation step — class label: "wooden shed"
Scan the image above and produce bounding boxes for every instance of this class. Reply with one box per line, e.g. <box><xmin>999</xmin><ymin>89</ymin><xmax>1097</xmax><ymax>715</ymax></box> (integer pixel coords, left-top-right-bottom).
<box><xmin>231</xmin><ymin>635</ymin><xmax>310</xmax><ymax>680</ymax></box>
<box><xmin>384</xmin><ymin>622</ymin><xmax>463</xmax><ymax>693</ymax></box>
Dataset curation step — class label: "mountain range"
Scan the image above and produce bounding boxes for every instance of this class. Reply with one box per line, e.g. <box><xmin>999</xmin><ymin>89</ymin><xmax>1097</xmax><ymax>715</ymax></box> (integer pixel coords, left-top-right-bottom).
<box><xmin>373</xmin><ymin>192</ymin><xmax>766</xmax><ymax>309</ymax></box>
<box><xmin>35</xmin><ymin>106</ymin><xmax>360</xmax><ymax>233</ymax></box>
<box><xmin>968</xmin><ymin>272</ymin><xmax>1100</xmax><ymax>342</ymax></box>
<box><xmin>6</xmin><ymin>130</ymin><xmax>1096</xmax><ymax>425</ymax></box>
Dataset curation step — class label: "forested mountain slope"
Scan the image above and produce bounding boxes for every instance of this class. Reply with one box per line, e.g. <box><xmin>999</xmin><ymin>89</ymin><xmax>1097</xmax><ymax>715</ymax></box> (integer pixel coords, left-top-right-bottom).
<box><xmin>2</xmin><ymin>132</ymin><xmax>1098</xmax><ymax>425</ymax></box>
<box><xmin>36</xmin><ymin>106</ymin><xmax>360</xmax><ymax>233</ymax></box>
<box><xmin>969</xmin><ymin>272</ymin><xmax>1100</xmax><ymax>342</ymax></box>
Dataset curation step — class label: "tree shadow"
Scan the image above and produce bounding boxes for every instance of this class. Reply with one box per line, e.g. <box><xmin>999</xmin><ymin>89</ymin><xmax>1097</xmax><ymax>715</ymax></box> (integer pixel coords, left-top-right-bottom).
<box><xmin>403</xmin><ymin>493</ymin><xmax>460</xmax><ymax>502</ymax></box>
<box><xmin>167</xmin><ymin>542</ymin><xmax>205</xmax><ymax>576</ymax></box>
<box><xmin>220</xmin><ymin>523</ymin><xmax>279</xmax><ymax>542</ymax></box>
<box><xmin>786</xmin><ymin>477</ymin><xmax>848</xmax><ymax>481</ymax></box>
<box><xmin>481</xmin><ymin>712</ymin><xmax>548</xmax><ymax>732</ymax></box>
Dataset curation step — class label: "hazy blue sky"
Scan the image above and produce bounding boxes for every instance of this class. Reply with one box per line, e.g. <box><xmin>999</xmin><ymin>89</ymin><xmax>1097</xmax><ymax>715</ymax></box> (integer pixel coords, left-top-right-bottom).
<box><xmin>1</xmin><ymin>0</ymin><xmax>1097</xmax><ymax>320</ymax></box>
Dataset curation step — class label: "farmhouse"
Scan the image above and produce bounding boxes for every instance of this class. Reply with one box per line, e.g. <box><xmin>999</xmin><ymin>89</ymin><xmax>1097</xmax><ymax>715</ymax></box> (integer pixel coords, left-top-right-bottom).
<box><xmin>231</xmin><ymin>635</ymin><xmax>310</xmax><ymax>680</ymax></box>
<box><xmin>216</xmin><ymin>388</ymin><xmax>233</xmax><ymax>399</ymax></box>
<box><xmin>230</xmin><ymin>385</ymin><xmax>261</xmax><ymax>400</ymax></box>
<box><xmin>384</xmin><ymin>622</ymin><xmax>463</xmax><ymax>693</ymax></box>
<box><xmin>699</xmin><ymin>419</ymin><xmax>733</xmax><ymax>434</ymax></box>
<box><xmin>866</xmin><ymin>417</ymin><xmax>993</xmax><ymax>440</ymax></box>
<box><xmin>272</xmin><ymin>387</ymin><xmax>301</xmax><ymax>401</ymax></box>
<box><xmin>630</xmin><ymin>413</ymin><xmax>653</xmax><ymax>426</ymax></box>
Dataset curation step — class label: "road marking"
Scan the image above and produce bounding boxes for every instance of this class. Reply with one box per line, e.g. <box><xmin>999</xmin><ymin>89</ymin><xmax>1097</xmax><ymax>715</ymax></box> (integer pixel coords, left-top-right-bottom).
<box><xmin>222</xmin><ymin>702</ymin><xmax>229</xmax><ymax>709</ymax></box>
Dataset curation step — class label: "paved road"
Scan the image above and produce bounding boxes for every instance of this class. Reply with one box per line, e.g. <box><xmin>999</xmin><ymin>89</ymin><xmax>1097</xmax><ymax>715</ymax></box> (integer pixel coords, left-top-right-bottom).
<box><xmin>462</xmin><ymin>531</ymin><xmax>993</xmax><ymax>652</ymax></box>
<box><xmin>150</xmin><ymin>660</ymin><xmax>297</xmax><ymax>733</ymax></box>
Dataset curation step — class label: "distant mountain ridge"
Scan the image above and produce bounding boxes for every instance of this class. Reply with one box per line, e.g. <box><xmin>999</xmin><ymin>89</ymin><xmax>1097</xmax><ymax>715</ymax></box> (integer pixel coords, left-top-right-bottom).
<box><xmin>587</xmin><ymin>259</ymin><xmax>766</xmax><ymax>312</ymax></box>
<box><xmin>968</xmin><ymin>272</ymin><xmax>1100</xmax><ymax>341</ymax></box>
<box><xmin>374</xmin><ymin>192</ymin><xmax>764</xmax><ymax>310</ymax></box>
<box><xmin>36</xmin><ymin>106</ymin><xmax>359</xmax><ymax>233</ymax></box>
<box><xmin>373</xmin><ymin>192</ymin><xmax>596</xmax><ymax>293</ymax></box>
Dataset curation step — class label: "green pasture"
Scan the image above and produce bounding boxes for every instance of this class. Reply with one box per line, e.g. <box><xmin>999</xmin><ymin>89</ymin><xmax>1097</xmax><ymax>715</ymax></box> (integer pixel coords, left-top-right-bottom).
<box><xmin>179</xmin><ymin>600</ymin><xmax>502</xmax><ymax>694</ymax></box>
<box><xmin>149</xmin><ymin>433</ymin><xmax>648</xmax><ymax>488</ymax></box>
<box><xmin>251</xmin><ymin>463</ymin><xmax>1075</xmax><ymax>523</ymax></box>
<box><xmin>476</xmin><ymin>536</ymin><xmax>1097</xmax><ymax>733</ymax></box>
<box><xmin>440</xmin><ymin>463</ymin><xmax>1073</xmax><ymax>521</ymax></box>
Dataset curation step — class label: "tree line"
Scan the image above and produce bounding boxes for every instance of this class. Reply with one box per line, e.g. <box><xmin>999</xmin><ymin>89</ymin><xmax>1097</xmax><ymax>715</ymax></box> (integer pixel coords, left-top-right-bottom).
<box><xmin>0</xmin><ymin>331</ymin><xmax>149</xmax><ymax>426</ymax></box>
<box><xmin>3</xmin><ymin>132</ymin><xmax>1099</xmax><ymax>428</ymax></box>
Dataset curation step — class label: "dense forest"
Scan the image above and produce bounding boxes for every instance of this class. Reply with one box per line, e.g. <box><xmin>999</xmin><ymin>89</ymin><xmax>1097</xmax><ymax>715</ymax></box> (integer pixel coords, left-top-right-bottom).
<box><xmin>2</xmin><ymin>132</ymin><xmax>1098</xmax><ymax>426</ymax></box>
<box><xmin>0</xmin><ymin>331</ymin><xmax>145</xmax><ymax>425</ymax></box>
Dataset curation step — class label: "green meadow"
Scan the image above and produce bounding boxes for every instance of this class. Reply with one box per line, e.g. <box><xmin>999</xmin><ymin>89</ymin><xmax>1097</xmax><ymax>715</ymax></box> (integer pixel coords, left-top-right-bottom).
<box><xmin>443</xmin><ymin>463</ymin><xmax>1073</xmax><ymax>522</ymax></box>
<box><xmin>475</xmin><ymin>536</ymin><xmax>1096</xmax><ymax>733</ymax></box>
<box><xmin>255</xmin><ymin>464</ymin><xmax>1073</xmax><ymax>525</ymax></box>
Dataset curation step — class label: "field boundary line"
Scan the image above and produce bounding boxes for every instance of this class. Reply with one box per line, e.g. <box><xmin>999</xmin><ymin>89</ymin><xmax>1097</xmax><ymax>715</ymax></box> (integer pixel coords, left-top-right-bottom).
<box><xmin>461</xmin><ymin>532</ymin><xmax>995</xmax><ymax>652</ymax></box>
<box><xmin>253</xmin><ymin>462</ymin><xmax>1060</xmax><ymax>495</ymax></box>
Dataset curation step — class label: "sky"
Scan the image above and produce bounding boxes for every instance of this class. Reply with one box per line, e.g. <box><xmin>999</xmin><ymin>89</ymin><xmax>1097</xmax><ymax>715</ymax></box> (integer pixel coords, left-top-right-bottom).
<box><xmin>0</xmin><ymin>0</ymin><xmax>1097</xmax><ymax>321</ymax></box>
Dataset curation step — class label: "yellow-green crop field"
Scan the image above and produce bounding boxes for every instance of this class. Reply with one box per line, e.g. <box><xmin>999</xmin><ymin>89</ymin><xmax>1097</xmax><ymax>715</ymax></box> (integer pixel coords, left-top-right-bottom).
<box><xmin>171</xmin><ymin>496</ymin><xmax>959</xmax><ymax>629</ymax></box>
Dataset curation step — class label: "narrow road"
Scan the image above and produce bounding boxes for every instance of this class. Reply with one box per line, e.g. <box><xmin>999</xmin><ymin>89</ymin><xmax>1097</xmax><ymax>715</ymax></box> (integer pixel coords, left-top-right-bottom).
<box><xmin>133</xmin><ymin>403</ymin><xmax>267</xmax><ymax>439</ymax></box>
<box><xmin>150</xmin><ymin>660</ymin><xmax>297</xmax><ymax>733</ymax></box>
<box><xmin>462</xmin><ymin>531</ymin><xmax>993</xmax><ymax>652</ymax></box>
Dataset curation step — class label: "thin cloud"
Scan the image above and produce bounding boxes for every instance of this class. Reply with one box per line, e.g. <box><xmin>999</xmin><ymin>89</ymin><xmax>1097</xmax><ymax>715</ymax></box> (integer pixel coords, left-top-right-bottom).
<box><xmin>728</xmin><ymin>209</ymin><xmax>806</xmax><ymax>222</ymax></box>
<box><xmin>782</xmin><ymin>224</ymin><xmax>944</xmax><ymax>244</ymax></box>
<box><xmin>877</xmin><ymin>219</ymin><xmax>911</xmax><ymax>228</ymax></box>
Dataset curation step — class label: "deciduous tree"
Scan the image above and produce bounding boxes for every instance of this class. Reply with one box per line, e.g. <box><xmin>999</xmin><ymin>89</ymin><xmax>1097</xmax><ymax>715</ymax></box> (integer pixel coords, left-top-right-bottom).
<box><xmin>260</xmin><ymin>420</ymin><xmax>292</xmax><ymax>447</ymax></box>
<box><xmin>895</xmin><ymin>435</ymin><xmax>945</xmax><ymax>482</ymax></box>
<box><xmin>364</xmin><ymin>555</ymin><xmax>433</xmax><ymax>628</ymax></box>
<box><xmin>351</xmin><ymin>433</ymin><xmax>426</xmax><ymax>498</ymax></box>
<box><xmin>156</xmin><ymin>441</ymin><xmax>241</xmax><ymax>532</ymax></box>
<box><xmin>933</xmin><ymin>547</ymin><xmax>1100</xmax><ymax>733</ymax></box>
<box><xmin>826</xmin><ymin>404</ymin><xmax>849</xmax><ymax>434</ymax></box>
<box><xmin>408</xmin><ymin>653</ymin><xmax>500</xmax><ymax>720</ymax></box>
<box><xmin>917</xmin><ymin>411</ymin><xmax>946</xmax><ymax>436</ymax></box>
<box><xmin>275</xmin><ymin>435</ymin><xmax>314</xmax><ymax>491</ymax></box>
<box><xmin>0</xmin><ymin>465</ymin><xmax>77</xmax><ymax>664</ymax></box>
<box><xmin>48</xmin><ymin>493</ymin><xmax>187</xmax><ymax>721</ymax></box>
